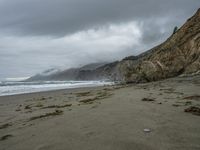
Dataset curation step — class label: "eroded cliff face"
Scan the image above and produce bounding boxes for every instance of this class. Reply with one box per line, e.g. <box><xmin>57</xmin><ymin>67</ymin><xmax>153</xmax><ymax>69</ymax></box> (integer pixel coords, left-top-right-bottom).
<box><xmin>116</xmin><ymin>8</ymin><xmax>200</xmax><ymax>83</ymax></box>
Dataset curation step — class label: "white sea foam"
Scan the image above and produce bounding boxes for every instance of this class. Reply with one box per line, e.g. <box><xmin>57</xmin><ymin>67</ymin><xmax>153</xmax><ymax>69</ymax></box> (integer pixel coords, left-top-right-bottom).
<box><xmin>0</xmin><ymin>81</ymin><xmax>113</xmax><ymax>96</ymax></box>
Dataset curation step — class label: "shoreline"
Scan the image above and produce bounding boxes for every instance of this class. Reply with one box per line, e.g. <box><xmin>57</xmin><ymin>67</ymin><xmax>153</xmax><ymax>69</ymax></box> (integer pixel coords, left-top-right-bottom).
<box><xmin>0</xmin><ymin>75</ymin><xmax>200</xmax><ymax>150</ymax></box>
<box><xmin>0</xmin><ymin>84</ymin><xmax>111</xmax><ymax>99</ymax></box>
<box><xmin>0</xmin><ymin>80</ymin><xmax>114</xmax><ymax>97</ymax></box>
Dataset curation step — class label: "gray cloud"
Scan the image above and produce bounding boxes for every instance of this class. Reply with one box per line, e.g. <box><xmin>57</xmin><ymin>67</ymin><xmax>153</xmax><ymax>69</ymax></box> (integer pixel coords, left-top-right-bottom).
<box><xmin>0</xmin><ymin>0</ymin><xmax>199</xmax><ymax>79</ymax></box>
<box><xmin>0</xmin><ymin>0</ymin><xmax>199</xmax><ymax>36</ymax></box>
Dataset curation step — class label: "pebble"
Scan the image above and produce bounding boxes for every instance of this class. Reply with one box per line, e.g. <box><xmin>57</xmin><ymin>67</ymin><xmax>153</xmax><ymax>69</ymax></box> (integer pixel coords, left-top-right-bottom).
<box><xmin>143</xmin><ymin>128</ymin><xmax>151</xmax><ymax>133</ymax></box>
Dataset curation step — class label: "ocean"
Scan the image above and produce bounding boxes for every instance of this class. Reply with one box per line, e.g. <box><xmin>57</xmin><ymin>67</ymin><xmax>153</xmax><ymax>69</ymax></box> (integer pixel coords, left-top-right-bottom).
<box><xmin>0</xmin><ymin>80</ymin><xmax>113</xmax><ymax>96</ymax></box>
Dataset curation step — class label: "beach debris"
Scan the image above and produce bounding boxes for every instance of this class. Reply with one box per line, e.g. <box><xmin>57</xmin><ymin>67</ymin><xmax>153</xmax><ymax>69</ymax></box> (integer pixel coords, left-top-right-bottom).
<box><xmin>79</xmin><ymin>91</ymin><xmax>113</xmax><ymax>104</ymax></box>
<box><xmin>143</xmin><ymin>128</ymin><xmax>151</xmax><ymax>133</ymax></box>
<box><xmin>184</xmin><ymin>101</ymin><xmax>192</xmax><ymax>106</ymax></box>
<box><xmin>75</xmin><ymin>91</ymin><xmax>91</xmax><ymax>97</ymax></box>
<box><xmin>35</xmin><ymin>102</ymin><xmax>44</xmax><ymax>108</ymax></box>
<box><xmin>79</xmin><ymin>97</ymin><xmax>97</xmax><ymax>104</ymax></box>
<box><xmin>172</xmin><ymin>104</ymin><xmax>180</xmax><ymax>107</ymax></box>
<box><xmin>0</xmin><ymin>123</ymin><xmax>12</xmax><ymax>129</ymax></box>
<box><xmin>42</xmin><ymin>104</ymin><xmax>72</xmax><ymax>109</ymax></box>
<box><xmin>24</xmin><ymin>105</ymin><xmax>31</xmax><ymax>110</ymax></box>
<box><xmin>173</xmin><ymin>101</ymin><xmax>192</xmax><ymax>107</ymax></box>
<box><xmin>183</xmin><ymin>95</ymin><xmax>200</xmax><ymax>101</ymax></box>
<box><xmin>141</xmin><ymin>98</ymin><xmax>155</xmax><ymax>102</ymax></box>
<box><xmin>29</xmin><ymin>110</ymin><xmax>63</xmax><ymax>121</ymax></box>
<box><xmin>0</xmin><ymin>134</ymin><xmax>13</xmax><ymax>141</ymax></box>
<box><xmin>184</xmin><ymin>106</ymin><xmax>200</xmax><ymax>116</ymax></box>
<box><xmin>96</xmin><ymin>91</ymin><xmax>113</xmax><ymax>99</ymax></box>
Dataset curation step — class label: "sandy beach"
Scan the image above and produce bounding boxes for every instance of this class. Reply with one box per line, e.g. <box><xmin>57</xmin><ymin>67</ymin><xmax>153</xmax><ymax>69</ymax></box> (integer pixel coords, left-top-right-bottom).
<box><xmin>0</xmin><ymin>75</ymin><xmax>200</xmax><ymax>150</ymax></box>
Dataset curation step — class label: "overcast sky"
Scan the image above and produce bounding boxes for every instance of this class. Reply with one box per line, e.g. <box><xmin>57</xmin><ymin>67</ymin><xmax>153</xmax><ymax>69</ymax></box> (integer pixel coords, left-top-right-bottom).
<box><xmin>0</xmin><ymin>0</ymin><xmax>199</xmax><ymax>79</ymax></box>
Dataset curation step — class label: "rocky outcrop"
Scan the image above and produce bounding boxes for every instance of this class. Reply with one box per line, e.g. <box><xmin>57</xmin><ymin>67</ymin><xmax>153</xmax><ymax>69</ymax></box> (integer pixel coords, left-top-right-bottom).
<box><xmin>115</xmin><ymin>8</ymin><xmax>200</xmax><ymax>83</ymax></box>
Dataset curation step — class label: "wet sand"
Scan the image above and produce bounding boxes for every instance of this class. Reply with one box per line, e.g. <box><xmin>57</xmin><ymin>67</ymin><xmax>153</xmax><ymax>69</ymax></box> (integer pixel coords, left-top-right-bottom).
<box><xmin>0</xmin><ymin>75</ymin><xmax>200</xmax><ymax>150</ymax></box>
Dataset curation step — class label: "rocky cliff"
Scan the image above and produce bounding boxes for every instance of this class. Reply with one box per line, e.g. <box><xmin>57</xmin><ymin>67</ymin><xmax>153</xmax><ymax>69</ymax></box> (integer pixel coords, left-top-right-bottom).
<box><xmin>115</xmin><ymin>8</ymin><xmax>200</xmax><ymax>83</ymax></box>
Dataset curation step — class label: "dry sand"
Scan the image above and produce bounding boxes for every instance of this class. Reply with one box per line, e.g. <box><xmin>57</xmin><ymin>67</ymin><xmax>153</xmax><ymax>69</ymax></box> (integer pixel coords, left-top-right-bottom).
<box><xmin>0</xmin><ymin>75</ymin><xmax>200</xmax><ymax>150</ymax></box>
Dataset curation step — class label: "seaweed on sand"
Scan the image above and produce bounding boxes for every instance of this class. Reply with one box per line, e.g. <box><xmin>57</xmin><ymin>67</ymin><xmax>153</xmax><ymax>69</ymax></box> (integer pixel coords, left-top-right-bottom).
<box><xmin>42</xmin><ymin>104</ymin><xmax>72</xmax><ymax>109</ymax></box>
<box><xmin>79</xmin><ymin>97</ymin><xmax>98</xmax><ymax>104</ymax></box>
<box><xmin>75</xmin><ymin>91</ymin><xmax>91</xmax><ymax>97</ymax></box>
<box><xmin>184</xmin><ymin>106</ymin><xmax>200</xmax><ymax>116</ymax></box>
<box><xmin>183</xmin><ymin>95</ymin><xmax>200</xmax><ymax>101</ymax></box>
<box><xmin>141</xmin><ymin>98</ymin><xmax>155</xmax><ymax>102</ymax></box>
<box><xmin>0</xmin><ymin>134</ymin><xmax>13</xmax><ymax>141</ymax></box>
<box><xmin>0</xmin><ymin>123</ymin><xmax>12</xmax><ymax>129</ymax></box>
<box><xmin>24</xmin><ymin>105</ymin><xmax>31</xmax><ymax>109</ymax></box>
<box><xmin>29</xmin><ymin>110</ymin><xmax>63</xmax><ymax>121</ymax></box>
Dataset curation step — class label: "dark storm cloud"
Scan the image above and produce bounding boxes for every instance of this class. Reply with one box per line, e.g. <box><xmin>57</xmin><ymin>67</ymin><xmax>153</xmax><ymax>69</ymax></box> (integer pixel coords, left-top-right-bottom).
<box><xmin>0</xmin><ymin>0</ymin><xmax>199</xmax><ymax>36</ymax></box>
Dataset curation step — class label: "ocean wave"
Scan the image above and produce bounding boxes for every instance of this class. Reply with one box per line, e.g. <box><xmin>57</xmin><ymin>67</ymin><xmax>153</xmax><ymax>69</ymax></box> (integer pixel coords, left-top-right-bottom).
<box><xmin>0</xmin><ymin>81</ymin><xmax>113</xmax><ymax>96</ymax></box>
